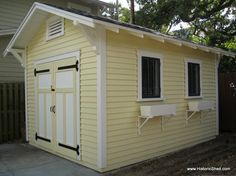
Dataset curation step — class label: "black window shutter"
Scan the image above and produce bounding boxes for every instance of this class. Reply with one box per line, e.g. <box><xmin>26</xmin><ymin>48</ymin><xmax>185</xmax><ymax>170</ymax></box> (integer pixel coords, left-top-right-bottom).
<box><xmin>188</xmin><ymin>63</ymin><xmax>200</xmax><ymax>96</ymax></box>
<box><xmin>142</xmin><ymin>56</ymin><xmax>161</xmax><ymax>98</ymax></box>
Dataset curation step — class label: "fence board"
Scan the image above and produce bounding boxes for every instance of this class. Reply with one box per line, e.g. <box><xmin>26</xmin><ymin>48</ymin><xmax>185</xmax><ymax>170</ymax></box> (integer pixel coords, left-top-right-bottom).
<box><xmin>0</xmin><ymin>82</ymin><xmax>25</xmax><ymax>143</ymax></box>
<box><xmin>3</xmin><ymin>84</ymin><xmax>8</xmax><ymax>141</ymax></box>
<box><xmin>219</xmin><ymin>72</ymin><xmax>236</xmax><ymax>132</ymax></box>
<box><xmin>20</xmin><ymin>83</ymin><xmax>25</xmax><ymax>138</ymax></box>
<box><xmin>0</xmin><ymin>84</ymin><xmax>2</xmax><ymax>143</ymax></box>
<box><xmin>14</xmin><ymin>84</ymin><xmax>19</xmax><ymax>139</ymax></box>
<box><xmin>9</xmin><ymin>84</ymin><xmax>14</xmax><ymax>140</ymax></box>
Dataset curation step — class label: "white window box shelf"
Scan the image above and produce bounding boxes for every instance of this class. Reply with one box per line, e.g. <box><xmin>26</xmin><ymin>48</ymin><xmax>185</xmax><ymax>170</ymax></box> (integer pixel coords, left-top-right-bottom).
<box><xmin>137</xmin><ymin>104</ymin><xmax>176</xmax><ymax>134</ymax></box>
<box><xmin>186</xmin><ymin>101</ymin><xmax>215</xmax><ymax>123</ymax></box>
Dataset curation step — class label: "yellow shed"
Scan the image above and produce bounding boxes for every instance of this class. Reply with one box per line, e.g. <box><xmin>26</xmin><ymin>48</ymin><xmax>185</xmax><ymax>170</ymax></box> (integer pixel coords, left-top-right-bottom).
<box><xmin>4</xmin><ymin>3</ymin><xmax>235</xmax><ymax>172</ymax></box>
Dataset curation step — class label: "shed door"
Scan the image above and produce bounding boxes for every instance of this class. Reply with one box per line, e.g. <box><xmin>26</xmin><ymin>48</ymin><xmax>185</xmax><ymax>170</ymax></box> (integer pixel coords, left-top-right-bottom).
<box><xmin>54</xmin><ymin>58</ymin><xmax>79</xmax><ymax>159</ymax></box>
<box><xmin>35</xmin><ymin>57</ymin><xmax>80</xmax><ymax>159</ymax></box>
<box><xmin>35</xmin><ymin>62</ymin><xmax>53</xmax><ymax>148</ymax></box>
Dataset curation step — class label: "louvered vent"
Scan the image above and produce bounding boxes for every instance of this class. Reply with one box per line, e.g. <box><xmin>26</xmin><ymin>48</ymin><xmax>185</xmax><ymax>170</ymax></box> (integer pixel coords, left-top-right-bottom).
<box><xmin>46</xmin><ymin>17</ymin><xmax>64</xmax><ymax>40</ymax></box>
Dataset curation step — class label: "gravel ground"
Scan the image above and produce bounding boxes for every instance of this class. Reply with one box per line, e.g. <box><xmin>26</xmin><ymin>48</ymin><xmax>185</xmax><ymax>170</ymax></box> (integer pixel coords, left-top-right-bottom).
<box><xmin>105</xmin><ymin>133</ymin><xmax>236</xmax><ymax>176</ymax></box>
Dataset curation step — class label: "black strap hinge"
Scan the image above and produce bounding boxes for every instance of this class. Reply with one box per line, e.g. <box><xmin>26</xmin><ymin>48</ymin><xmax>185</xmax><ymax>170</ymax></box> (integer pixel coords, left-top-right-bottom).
<box><xmin>35</xmin><ymin>132</ymin><xmax>51</xmax><ymax>142</ymax></box>
<box><xmin>58</xmin><ymin>143</ymin><xmax>80</xmax><ymax>155</ymax></box>
<box><xmin>58</xmin><ymin>60</ymin><xmax>79</xmax><ymax>72</ymax></box>
<box><xmin>34</xmin><ymin>68</ymin><xmax>50</xmax><ymax>77</ymax></box>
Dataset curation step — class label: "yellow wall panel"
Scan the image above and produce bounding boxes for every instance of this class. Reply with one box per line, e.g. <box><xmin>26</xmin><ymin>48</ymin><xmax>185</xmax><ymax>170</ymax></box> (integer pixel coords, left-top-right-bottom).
<box><xmin>106</xmin><ymin>30</ymin><xmax>217</xmax><ymax>171</ymax></box>
<box><xmin>26</xmin><ymin>18</ymin><xmax>98</xmax><ymax>169</ymax></box>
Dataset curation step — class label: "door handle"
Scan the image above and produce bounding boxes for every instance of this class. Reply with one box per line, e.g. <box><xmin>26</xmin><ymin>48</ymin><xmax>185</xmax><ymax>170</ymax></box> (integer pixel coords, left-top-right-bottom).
<box><xmin>52</xmin><ymin>105</ymin><xmax>56</xmax><ymax>114</ymax></box>
<box><xmin>51</xmin><ymin>85</ymin><xmax>55</xmax><ymax>91</ymax></box>
<box><xmin>50</xmin><ymin>105</ymin><xmax>56</xmax><ymax>113</ymax></box>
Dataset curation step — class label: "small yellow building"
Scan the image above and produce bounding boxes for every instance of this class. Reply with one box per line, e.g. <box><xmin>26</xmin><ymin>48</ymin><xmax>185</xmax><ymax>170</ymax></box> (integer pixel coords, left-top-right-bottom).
<box><xmin>4</xmin><ymin>3</ymin><xmax>235</xmax><ymax>172</ymax></box>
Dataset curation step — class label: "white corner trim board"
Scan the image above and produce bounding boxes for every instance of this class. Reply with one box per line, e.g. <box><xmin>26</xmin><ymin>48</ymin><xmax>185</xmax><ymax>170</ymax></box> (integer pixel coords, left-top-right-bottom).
<box><xmin>23</xmin><ymin>50</ymin><xmax>29</xmax><ymax>142</ymax></box>
<box><xmin>96</xmin><ymin>26</ymin><xmax>107</xmax><ymax>169</ymax></box>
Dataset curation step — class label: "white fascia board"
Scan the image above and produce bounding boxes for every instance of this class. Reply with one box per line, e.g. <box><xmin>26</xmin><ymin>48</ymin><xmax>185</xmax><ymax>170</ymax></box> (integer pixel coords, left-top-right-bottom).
<box><xmin>3</xmin><ymin>3</ymin><xmax>38</xmax><ymax>57</ymax></box>
<box><xmin>36</xmin><ymin>3</ymin><xmax>95</xmax><ymax>26</ymax></box>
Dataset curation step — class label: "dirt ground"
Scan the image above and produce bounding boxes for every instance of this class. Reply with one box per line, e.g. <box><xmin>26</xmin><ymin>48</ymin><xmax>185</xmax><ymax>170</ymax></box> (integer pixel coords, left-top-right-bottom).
<box><xmin>105</xmin><ymin>133</ymin><xmax>236</xmax><ymax>176</ymax></box>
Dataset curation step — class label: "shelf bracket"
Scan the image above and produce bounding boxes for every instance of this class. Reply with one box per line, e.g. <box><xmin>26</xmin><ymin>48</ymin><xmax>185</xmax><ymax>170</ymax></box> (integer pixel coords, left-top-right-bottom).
<box><xmin>137</xmin><ymin>116</ymin><xmax>150</xmax><ymax>135</ymax></box>
<box><xmin>137</xmin><ymin>116</ymin><xmax>166</xmax><ymax>135</ymax></box>
<box><xmin>185</xmin><ymin>111</ymin><xmax>198</xmax><ymax>124</ymax></box>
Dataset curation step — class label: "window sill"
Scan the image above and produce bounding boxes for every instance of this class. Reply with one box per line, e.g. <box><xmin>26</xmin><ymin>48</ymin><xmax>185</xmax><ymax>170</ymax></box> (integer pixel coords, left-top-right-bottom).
<box><xmin>137</xmin><ymin>97</ymin><xmax>165</xmax><ymax>102</ymax></box>
<box><xmin>185</xmin><ymin>96</ymin><xmax>203</xmax><ymax>100</ymax></box>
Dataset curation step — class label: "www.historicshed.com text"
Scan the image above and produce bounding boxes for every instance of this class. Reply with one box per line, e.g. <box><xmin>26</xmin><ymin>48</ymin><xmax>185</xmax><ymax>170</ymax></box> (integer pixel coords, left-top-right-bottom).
<box><xmin>187</xmin><ymin>167</ymin><xmax>231</xmax><ymax>171</ymax></box>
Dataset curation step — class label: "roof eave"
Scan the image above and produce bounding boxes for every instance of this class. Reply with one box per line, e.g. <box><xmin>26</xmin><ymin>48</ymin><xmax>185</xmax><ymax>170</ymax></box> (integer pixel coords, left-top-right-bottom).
<box><xmin>4</xmin><ymin>2</ymin><xmax>235</xmax><ymax>59</ymax></box>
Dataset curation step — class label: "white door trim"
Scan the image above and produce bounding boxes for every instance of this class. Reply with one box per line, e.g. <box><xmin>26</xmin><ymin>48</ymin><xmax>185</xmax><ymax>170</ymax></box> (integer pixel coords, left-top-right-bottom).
<box><xmin>34</xmin><ymin>51</ymin><xmax>80</xmax><ymax>65</ymax></box>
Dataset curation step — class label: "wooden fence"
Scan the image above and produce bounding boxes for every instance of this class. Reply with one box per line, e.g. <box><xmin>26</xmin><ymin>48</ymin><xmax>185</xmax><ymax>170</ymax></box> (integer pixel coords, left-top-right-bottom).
<box><xmin>219</xmin><ymin>72</ymin><xmax>236</xmax><ymax>132</ymax></box>
<box><xmin>0</xmin><ymin>83</ymin><xmax>25</xmax><ymax>143</ymax></box>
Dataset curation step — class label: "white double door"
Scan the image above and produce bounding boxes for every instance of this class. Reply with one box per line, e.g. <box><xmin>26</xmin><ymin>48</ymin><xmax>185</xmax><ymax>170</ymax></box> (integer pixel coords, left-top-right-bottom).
<box><xmin>35</xmin><ymin>57</ymin><xmax>79</xmax><ymax>159</ymax></box>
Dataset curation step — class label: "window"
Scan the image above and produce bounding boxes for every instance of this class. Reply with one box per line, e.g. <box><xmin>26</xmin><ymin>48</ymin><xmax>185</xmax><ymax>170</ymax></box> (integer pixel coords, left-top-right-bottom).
<box><xmin>138</xmin><ymin>51</ymin><xmax>163</xmax><ymax>101</ymax></box>
<box><xmin>186</xmin><ymin>60</ymin><xmax>201</xmax><ymax>97</ymax></box>
<box><xmin>46</xmin><ymin>16</ymin><xmax>64</xmax><ymax>41</ymax></box>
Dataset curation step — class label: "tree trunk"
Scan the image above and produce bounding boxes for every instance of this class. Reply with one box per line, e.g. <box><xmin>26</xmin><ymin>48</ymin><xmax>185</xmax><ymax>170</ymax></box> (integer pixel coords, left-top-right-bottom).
<box><xmin>130</xmin><ymin>0</ymin><xmax>135</xmax><ymax>24</ymax></box>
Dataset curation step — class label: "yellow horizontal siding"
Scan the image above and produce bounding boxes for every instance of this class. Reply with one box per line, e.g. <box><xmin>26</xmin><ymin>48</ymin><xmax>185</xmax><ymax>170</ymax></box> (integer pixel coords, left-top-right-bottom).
<box><xmin>27</xmin><ymin>19</ymin><xmax>97</xmax><ymax>169</ymax></box>
<box><xmin>108</xmin><ymin>134</ymin><xmax>215</xmax><ymax>170</ymax></box>
<box><xmin>106</xmin><ymin>30</ymin><xmax>217</xmax><ymax>171</ymax></box>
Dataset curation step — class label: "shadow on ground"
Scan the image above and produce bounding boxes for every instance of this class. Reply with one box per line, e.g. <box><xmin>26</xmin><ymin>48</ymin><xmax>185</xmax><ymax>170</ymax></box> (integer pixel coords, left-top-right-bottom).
<box><xmin>0</xmin><ymin>144</ymin><xmax>101</xmax><ymax>176</ymax></box>
<box><xmin>105</xmin><ymin>133</ymin><xmax>236</xmax><ymax>176</ymax></box>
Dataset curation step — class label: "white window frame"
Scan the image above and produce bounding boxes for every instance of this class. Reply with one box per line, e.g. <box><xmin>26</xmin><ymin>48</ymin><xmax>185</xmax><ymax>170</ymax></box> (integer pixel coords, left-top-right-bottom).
<box><xmin>185</xmin><ymin>58</ymin><xmax>202</xmax><ymax>99</ymax></box>
<box><xmin>46</xmin><ymin>16</ymin><xmax>64</xmax><ymax>41</ymax></box>
<box><xmin>138</xmin><ymin>50</ymin><xmax>164</xmax><ymax>101</ymax></box>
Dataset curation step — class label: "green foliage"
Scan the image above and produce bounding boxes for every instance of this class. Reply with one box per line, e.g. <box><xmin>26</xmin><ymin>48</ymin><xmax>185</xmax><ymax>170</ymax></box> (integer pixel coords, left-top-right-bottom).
<box><xmin>134</xmin><ymin>0</ymin><xmax>235</xmax><ymax>44</ymax></box>
<box><xmin>119</xmin><ymin>7</ymin><xmax>131</xmax><ymax>23</ymax></box>
<box><xmin>132</xmin><ymin>0</ymin><xmax>236</xmax><ymax>72</ymax></box>
<box><xmin>219</xmin><ymin>56</ymin><xmax>236</xmax><ymax>73</ymax></box>
<box><xmin>223</xmin><ymin>38</ymin><xmax>236</xmax><ymax>52</ymax></box>
<box><xmin>219</xmin><ymin>38</ymin><xmax>236</xmax><ymax>73</ymax></box>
